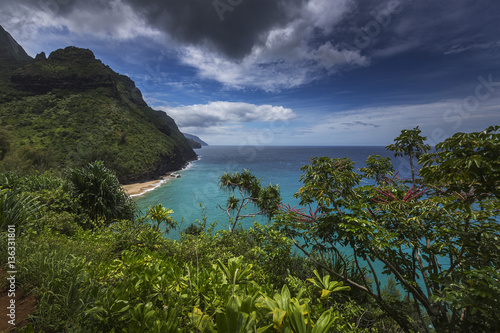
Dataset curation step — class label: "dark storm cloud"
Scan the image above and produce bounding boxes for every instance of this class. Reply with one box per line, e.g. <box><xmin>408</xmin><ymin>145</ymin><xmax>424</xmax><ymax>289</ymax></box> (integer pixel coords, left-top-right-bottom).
<box><xmin>8</xmin><ymin>0</ymin><xmax>305</xmax><ymax>58</ymax></box>
<box><xmin>30</xmin><ymin>0</ymin><xmax>306</xmax><ymax>59</ymax></box>
<box><xmin>6</xmin><ymin>0</ymin><xmax>500</xmax><ymax>66</ymax></box>
<box><xmin>124</xmin><ymin>0</ymin><xmax>306</xmax><ymax>58</ymax></box>
<box><xmin>132</xmin><ymin>0</ymin><xmax>312</xmax><ymax>59</ymax></box>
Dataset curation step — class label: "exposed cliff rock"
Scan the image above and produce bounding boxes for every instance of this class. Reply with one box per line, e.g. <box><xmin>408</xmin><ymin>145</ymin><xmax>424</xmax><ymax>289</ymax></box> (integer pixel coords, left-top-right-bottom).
<box><xmin>11</xmin><ymin>47</ymin><xmax>116</xmax><ymax>94</ymax></box>
<box><xmin>0</xmin><ymin>25</ymin><xmax>33</xmax><ymax>81</ymax></box>
<box><xmin>0</xmin><ymin>25</ymin><xmax>32</xmax><ymax>64</ymax></box>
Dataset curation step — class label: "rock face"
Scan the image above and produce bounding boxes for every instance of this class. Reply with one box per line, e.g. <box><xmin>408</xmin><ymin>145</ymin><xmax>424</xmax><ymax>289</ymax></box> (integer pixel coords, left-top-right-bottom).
<box><xmin>11</xmin><ymin>47</ymin><xmax>117</xmax><ymax>94</ymax></box>
<box><xmin>0</xmin><ymin>25</ymin><xmax>32</xmax><ymax>64</ymax></box>
<box><xmin>0</xmin><ymin>25</ymin><xmax>33</xmax><ymax>81</ymax></box>
<box><xmin>0</xmin><ymin>28</ymin><xmax>197</xmax><ymax>183</ymax></box>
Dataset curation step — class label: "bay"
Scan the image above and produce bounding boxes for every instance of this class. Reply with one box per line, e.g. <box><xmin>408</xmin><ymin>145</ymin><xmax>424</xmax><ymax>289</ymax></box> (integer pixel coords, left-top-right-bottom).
<box><xmin>134</xmin><ymin>145</ymin><xmax>410</xmax><ymax>240</ymax></box>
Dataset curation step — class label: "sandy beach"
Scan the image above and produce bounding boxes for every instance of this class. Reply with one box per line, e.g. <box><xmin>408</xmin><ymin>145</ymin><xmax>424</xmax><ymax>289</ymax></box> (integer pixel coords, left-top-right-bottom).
<box><xmin>122</xmin><ymin>162</ymin><xmax>191</xmax><ymax>197</ymax></box>
<box><xmin>122</xmin><ymin>177</ymin><xmax>172</xmax><ymax>197</ymax></box>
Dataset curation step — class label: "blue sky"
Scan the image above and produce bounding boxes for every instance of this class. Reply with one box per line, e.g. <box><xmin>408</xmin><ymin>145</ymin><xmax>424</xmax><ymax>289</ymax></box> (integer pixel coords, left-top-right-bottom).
<box><xmin>3</xmin><ymin>0</ymin><xmax>500</xmax><ymax>145</ymax></box>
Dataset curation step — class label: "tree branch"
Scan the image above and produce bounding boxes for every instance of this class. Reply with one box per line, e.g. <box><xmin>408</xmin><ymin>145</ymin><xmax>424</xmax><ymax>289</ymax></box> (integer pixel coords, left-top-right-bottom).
<box><xmin>291</xmin><ymin>238</ymin><xmax>415</xmax><ymax>333</ymax></box>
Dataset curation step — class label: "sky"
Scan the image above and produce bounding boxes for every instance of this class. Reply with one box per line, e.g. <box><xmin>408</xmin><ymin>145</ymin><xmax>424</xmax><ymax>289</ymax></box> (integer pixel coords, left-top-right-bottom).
<box><xmin>2</xmin><ymin>0</ymin><xmax>500</xmax><ymax>145</ymax></box>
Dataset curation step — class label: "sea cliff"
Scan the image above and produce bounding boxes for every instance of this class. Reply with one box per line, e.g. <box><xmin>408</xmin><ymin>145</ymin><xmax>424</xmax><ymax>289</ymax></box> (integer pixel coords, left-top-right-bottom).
<box><xmin>0</xmin><ymin>26</ymin><xmax>197</xmax><ymax>183</ymax></box>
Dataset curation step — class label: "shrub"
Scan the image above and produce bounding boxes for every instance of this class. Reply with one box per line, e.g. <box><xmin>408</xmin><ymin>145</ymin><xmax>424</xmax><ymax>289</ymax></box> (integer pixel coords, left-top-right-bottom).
<box><xmin>67</xmin><ymin>161</ymin><xmax>135</xmax><ymax>226</ymax></box>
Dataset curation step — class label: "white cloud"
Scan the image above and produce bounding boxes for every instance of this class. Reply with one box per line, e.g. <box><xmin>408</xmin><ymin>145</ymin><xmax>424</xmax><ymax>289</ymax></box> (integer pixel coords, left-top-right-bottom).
<box><xmin>179</xmin><ymin>46</ymin><xmax>318</xmax><ymax>92</ymax></box>
<box><xmin>160</xmin><ymin>97</ymin><xmax>499</xmax><ymax>146</ymax></box>
<box><xmin>0</xmin><ymin>0</ymin><xmax>163</xmax><ymax>56</ymax></box>
<box><xmin>304</xmin><ymin>0</ymin><xmax>355</xmax><ymax>34</ymax></box>
<box><xmin>315</xmin><ymin>41</ymin><xmax>369</xmax><ymax>69</ymax></box>
<box><xmin>59</xmin><ymin>0</ymin><xmax>161</xmax><ymax>40</ymax></box>
<box><xmin>157</xmin><ymin>101</ymin><xmax>297</xmax><ymax>128</ymax></box>
<box><xmin>444</xmin><ymin>41</ymin><xmax>500</xmax><ymax>55</ymax></box>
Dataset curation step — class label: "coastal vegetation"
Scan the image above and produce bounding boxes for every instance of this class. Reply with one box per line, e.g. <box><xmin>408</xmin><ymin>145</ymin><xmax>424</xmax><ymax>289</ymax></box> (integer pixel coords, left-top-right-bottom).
<box><xmin>0</xmin><ymin>163</ymin><xmax>355</xmax><ymax>332</ymax></box>
<box><xmin>0</xmin><ymin>42</ymin><xmax>197</xmax><ymax>183</ymax></box>
<box><xmin>0</xmin><ymin>126</ymin><xmax>498</xmax><ymax>332</ymax></box>
<box><xmin>276</xmin><ymin>126</ymin><xmax>500</xmax><ymax>332</ymax></box>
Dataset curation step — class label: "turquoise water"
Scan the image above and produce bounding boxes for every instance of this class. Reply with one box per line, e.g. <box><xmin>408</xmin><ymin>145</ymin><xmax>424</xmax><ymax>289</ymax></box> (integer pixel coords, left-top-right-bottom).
<box><xmin>134</xmin><ymin>146</ymin><xmax>406</xmax><ymax>239</ymax></box>
<box><xmin>134</xmin><ymin>145</ymin><xmax>417</xmax><ymax>288</ymax></box>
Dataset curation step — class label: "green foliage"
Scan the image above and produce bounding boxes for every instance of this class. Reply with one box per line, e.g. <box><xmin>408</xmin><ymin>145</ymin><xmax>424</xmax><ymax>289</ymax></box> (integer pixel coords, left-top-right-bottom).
<box><xmin>2</xmin><ymin>126</ymin><xmax>498</xmax><ymax>333</ymax></box>
<box><xmin>296</xmin><ymin>157</ymin><xmax>360</xmax><ymax>209</ymax></box>
<box><xmin>146</xmin><ymin>203</ymin><xmax>177</xmax><ymax>233</ymax></box>
<box><xmin>278</xmin><ymin>126</ymin><xmax>500</xmax><ymax>332</ymax></box>
<box><xmin>257</xmin><ymin>284</ymin><xmax>347</xmax><ymax>333</ymax></box>
<box><xmin>247</xmin><ymin>222</ymin><xmax>294</xmax><ymax>284</ymax></box>
<box><xmin>307</xmin><ymin>270</ymin><xmax>350</xmax><ymax>300</ymax></box>
<box><xmin>419</xmin><ymin>125</ymin><xmax>500</xmax><ymax>197</ymax></box>
<box><xmin>0</xmin><ymin>128</ymin><xmax>10</xmax><ymax>160</ymax></box>
<box><xmin>0</xmin><ymin>167</ymin><xmax>357</xmax><ymax>333</ymax></box>
<box><xmin>359</xmin><ymin>154</ymin><xmax>394</xmax><ymax>185</ymax></box>
<box><xmin>218</xmin><ymin>170</ymin><xmax>281</xmax><ymax>231</ymax></box>
<box><xmin>0</xmin><ymin>189</ymin><xmax>41</xmax><ymax>234</ymax></box>
<box><xmin>21</xmin><ymin>248</ymin><xmax>90</xmax><ymax>331</ymax></box>
<box><xmin>164</xmin><ymin>224</ymin><xmax>299</xmax><ymax>286</ymax></box>
<box><xmin>184</xmin><ymin>222</ymin><xmax>204</xmax><ymax>236</ymax></box>
<box><xmin>0</xmin><ymin>171</ymin><xmax>92</xmax><ymax>234</ymax></box>
<box><xmin>68</xmin><ymin>160</ymin><xmax>135</xmax><ymax>225</ymax></box>
<box><xmin>0</xmin><ymin>171</ymin><xmax>67</xmax><ymax>192</ymax></box>
<box><xmin>0</xmin><ymin>230</ymin><xmax>96</xmax><ymax>331</ymax></box>
<box><xmin>385</xmin><ymin>126</ymin><xmax>430</xmax><ymax>158</ymax></box>
<box><xmin>432</xmin><ymin>266</ymin><xmax>500</xmax><ymax>332</ymax></box>
<box><xmin>82</xmin><ymin>251</ymin><xmax>350</xmax><ymax>333</ymax></box>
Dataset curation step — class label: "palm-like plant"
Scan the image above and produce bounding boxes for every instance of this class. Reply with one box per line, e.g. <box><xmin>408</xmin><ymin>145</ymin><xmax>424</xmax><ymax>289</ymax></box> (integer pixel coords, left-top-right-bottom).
<box><xmin>146</xmin><ymin>203</ymin><xmax>177</xmax><ymax>233</ymax></box>
<box><xmin>68</xmin><ymin>161</ymin><xmax>135</xmax><ymax>226</ymax></box>
<box><xmin>0</xmin><ymin>189</ymin><xmax>41</xmax><ymax>234</ymax></box>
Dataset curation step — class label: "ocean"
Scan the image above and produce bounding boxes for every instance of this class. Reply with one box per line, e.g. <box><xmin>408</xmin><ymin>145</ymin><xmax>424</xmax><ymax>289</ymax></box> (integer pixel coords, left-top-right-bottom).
<box><xmin>134</xmin><ymin>145</ymin><xmax>411</xmax><ymax>239</ymax></box>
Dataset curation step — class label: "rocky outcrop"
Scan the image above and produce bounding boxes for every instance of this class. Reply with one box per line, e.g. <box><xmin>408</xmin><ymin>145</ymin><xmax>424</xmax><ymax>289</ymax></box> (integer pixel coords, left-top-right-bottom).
<box><xmin>0</xmin><ymin>25</ymin><xmax>32</xmax><ymax>64</ymax></box>
<box><xmin>11</xmin><ymin>47</ymin><xmax>117</xmax><ymax>94</ymax></box>
<box><xmin>0</xmin><ymin>25</ymin><xmax>33</xmax><ymax>81</ymax></box>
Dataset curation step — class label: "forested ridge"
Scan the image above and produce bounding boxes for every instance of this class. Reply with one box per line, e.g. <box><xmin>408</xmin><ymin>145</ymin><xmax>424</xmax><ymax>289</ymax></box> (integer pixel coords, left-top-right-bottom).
<box><xmin>0</xmin><ymin>26</ymin><xmax>197</xmax><ymax>183</ymax></box>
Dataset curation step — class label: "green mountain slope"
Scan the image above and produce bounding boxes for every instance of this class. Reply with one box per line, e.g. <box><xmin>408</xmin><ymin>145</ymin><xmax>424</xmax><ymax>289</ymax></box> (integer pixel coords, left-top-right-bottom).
<box><xmin>0</xmin><ymin>34</ymin><xmax>196</xmax><ymax>183</ymax></box>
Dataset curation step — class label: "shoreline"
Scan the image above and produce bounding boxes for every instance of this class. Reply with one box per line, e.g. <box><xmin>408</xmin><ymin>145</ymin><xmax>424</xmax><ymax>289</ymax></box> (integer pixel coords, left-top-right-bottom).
<box><xmin>121</xmin><ymin>161</ymin><xmax>195</xmax><ymax>197</ymax></box>
<box><xmin>122</xmin><ymin>177</ymin><xmax>170</xmax><ymax>197</ymax></box>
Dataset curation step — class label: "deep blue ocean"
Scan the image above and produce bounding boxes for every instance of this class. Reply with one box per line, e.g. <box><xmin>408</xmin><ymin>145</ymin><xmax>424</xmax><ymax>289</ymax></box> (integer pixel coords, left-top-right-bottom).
<box><xmin>135</xmin><ymin>146</ymin><xmax>412</xmax><ymax>239</ymax></box>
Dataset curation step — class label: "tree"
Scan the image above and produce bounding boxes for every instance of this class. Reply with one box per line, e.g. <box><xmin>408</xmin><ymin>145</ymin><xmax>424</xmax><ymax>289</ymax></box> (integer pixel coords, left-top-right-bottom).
<box><xmin>358</xmin><ymin>154</ymin><xmax>395</xmax><ymax>186</ymax></box>
<box><xmin>218</xmin><ymin>170</ymin><xmax>281</xmax><ymax>232</ymax></box>
<box><xmin>277</xmin><ymin>127</ymin><xmax>500</xmax><ymax>332</ymax></box>
<box><xmin>419</xmin><ymin>125</ymin><xmax>500</xmax><ymax>198</ymax></box>
<box><xmin>419</xmin><ymin>125</ymin><xmax>500</xmax><ymax>331</ymax></box>
<box><xmin>386</xmin><ymin>126</ymin><xmax>430</xmax><ymax>184</ymax></box>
